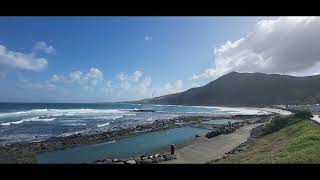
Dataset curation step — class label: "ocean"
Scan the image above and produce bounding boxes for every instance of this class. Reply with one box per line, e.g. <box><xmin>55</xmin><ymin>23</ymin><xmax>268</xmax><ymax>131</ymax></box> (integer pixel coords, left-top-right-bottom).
<box><xmin>0</xmin><ymin>102</ymin><xmax>269</xmax><ymax>145</ymax></box>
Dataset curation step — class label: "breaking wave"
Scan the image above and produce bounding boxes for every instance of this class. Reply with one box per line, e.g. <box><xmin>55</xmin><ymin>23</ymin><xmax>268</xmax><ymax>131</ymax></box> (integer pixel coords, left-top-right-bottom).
<box><xmin>1</xmin><ymin>117</ymin><xmax>56</xmax><ymax>126</ymax></box>
<box><xmin>97</xmin><ymin>122</ymin><xmax>110</xmax><ymax>128</ymax></box>
<box><xmin>0</xmin><ymin>108</ymin><xmax>132</xmax><ymax>118</ymax></box>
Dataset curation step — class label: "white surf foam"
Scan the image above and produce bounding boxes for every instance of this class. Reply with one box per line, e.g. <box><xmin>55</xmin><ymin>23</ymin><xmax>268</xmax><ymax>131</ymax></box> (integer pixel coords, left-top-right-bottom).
<box><xmin>0</xmin><ymin>108</ymin><xmax>133</xmax><ymax>118</ymax></box>
<box><xmin>97</xmin><ymin>122</ymin><xmax>111</xmax><ymax>128</ymax></box>
<box><xmin>64</xmin><ymin>123</ymin><xmax>87</xmax><ymax>126</ymax></box>
<box><xmin>0</xmin><ymin>117</ymin><xmax>55</xmax><ymax>126</ymax></box>
<box><xmin>90</xmin><ymin>115</ymin><xmax>124</xmax><ymax>120</ymax></box>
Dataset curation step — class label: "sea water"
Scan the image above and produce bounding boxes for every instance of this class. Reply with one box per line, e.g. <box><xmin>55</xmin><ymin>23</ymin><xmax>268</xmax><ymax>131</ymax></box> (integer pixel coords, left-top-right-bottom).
<box><xmin>36</xmin><ymin>127</ymin><xmax>208</xmax><ymax>163</ymax></box>
<box><xmin>0</xmin><ymin>102</ymin><xmax>270</xmax><ymax>145</ymax></box>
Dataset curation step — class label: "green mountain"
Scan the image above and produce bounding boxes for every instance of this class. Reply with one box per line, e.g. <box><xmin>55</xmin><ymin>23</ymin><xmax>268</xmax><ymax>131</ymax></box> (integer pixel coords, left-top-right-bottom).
<box><xmin>137</xmin><ymin>72</ymin><xmax>320</xmax><ymax>106</ymax></box>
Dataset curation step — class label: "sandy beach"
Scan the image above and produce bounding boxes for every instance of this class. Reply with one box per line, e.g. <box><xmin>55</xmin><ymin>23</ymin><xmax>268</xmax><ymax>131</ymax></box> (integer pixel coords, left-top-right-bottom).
<box><xmin>258</xmin><ymin>108</ymin><xmax>293</xmax><ymax>116</ymax></box>
<box><xmin>312</xmin><ymin>115</ymin><xmax>320</xmax><ymax>123</ymax></box>
<box><xmin>162</xmin><ymin>123</ymin><xmax>264</xmax><ymax>164</ymax></box>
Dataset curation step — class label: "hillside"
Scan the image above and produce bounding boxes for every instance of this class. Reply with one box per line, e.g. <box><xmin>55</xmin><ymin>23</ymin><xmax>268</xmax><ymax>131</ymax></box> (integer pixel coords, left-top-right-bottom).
<box><xmin>137</xmin><ymin>72</ymin><xmax>320</xmax><ymax>106</ymax></box>
<box><xmin>216</xmin><ymin>115</ymin><xmax>320</xmax><ymax>163</ymax></box>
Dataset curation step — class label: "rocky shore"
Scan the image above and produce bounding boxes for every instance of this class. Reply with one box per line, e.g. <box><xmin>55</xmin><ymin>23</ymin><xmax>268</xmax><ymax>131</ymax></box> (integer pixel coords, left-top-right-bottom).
<box><xmin>205</xmin><ymin>117</ymin><xmax>268</xmax><ymax>139</ymax></box>
<box><xmin>0</xmin><ymin>114</ymin><xmax>273</xmax><ymax>163</ymax></box>
<box><xmin>90</xmin><ymin>115</ymin><xmax>273</xmax><ymax>164</ymax></box>
<box><xmin>93</xmin><ymin>153</ymin><xmax>177</xmax><ymax>164</ymax></box>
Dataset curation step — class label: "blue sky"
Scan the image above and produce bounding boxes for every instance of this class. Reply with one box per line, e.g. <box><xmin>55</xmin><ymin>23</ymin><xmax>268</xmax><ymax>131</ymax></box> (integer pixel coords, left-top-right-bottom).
<box><xmin>0</xmin><ymin>16</ymin><xmax>288</xmax><ymax>102</ymax></box>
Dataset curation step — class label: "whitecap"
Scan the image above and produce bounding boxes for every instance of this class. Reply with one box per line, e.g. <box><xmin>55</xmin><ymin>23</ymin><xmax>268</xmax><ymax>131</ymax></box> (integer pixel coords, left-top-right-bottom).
<box><xmin>0</xmin><ymin>117</ymin><xmax>55</xmax><ymax>126</ymax></box>
<box><xmin>0</xmin><ymin>108</ymin><xmax>132</xmax><ymax>118</ymax></box>
<box><xmin>64</xmin><ymin>123</ymin><xmax>87</xmax><ymax>126</ymax></box>
<box><xmin>90</xmin><ymin>115</ymin><xmax>124</xmax><ymax>120</ymax></box>
<box><xmin>97</xmin><ymin>122</ymin><xmax>110</xmax><ymax>128</ymax></box>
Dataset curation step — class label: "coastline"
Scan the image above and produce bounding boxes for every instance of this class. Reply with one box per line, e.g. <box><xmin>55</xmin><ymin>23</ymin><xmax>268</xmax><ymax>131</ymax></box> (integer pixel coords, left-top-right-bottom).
<box><xmin>90</xmin><ymin>115</ymin><xmax>273</xmax><ymax>164</ymax></box>
<box><xmin>88</xmin><ymin>107</ymin><xmax>293</xmax><ymax>164</ymax></box>
<box><xmin>162</xmin><ymin>123</ymin><xmax>265</xmax><ymax>164</ymax></box>
<box><xmin>0</xmin><ymin>114</ymin><xmax>273</xmax><ymax>163</ymax></box>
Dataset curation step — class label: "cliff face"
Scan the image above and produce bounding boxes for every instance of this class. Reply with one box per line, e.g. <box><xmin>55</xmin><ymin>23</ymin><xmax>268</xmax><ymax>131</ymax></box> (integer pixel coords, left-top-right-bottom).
<box><xmin>137</xmin><ymin>72</ymin><xmax>320</xmax><ymax>106</ymax></box>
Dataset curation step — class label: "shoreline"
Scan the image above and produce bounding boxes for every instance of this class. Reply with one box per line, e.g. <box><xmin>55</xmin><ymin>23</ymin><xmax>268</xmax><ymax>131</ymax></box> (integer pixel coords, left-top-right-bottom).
<box><xmin>161</xmin><ymin>123</ymin><xmax>265</xmax><ymax>164</ymax></box>
<box><xmin>90</xmin><ymin>115</ymin><xmax>273</xmax><ymax>164</ymax></box>
<box><xmin>0</xmin><ymin>114</ymin><xmax>273</xmax><ymax>163</ymax></box>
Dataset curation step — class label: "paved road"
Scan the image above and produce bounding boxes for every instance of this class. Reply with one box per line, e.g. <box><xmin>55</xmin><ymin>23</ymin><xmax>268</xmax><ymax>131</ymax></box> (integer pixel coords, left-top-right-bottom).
<box><xmin>162</xmin><ymin>123</ymin><xmax>264</xmax><ymax>164</ymax></box>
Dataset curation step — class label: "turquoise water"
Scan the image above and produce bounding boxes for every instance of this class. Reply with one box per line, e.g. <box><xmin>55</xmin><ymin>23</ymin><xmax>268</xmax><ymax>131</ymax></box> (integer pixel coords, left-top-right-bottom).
<box><xmin>201</xmin><ymin>119</ymin><xmax>243</xmax><ymax>125</ymax></box>
<box><xmin>36</xmin><ymin>127</ymin><xmax>208</xmax><ymax>164</ymax></box>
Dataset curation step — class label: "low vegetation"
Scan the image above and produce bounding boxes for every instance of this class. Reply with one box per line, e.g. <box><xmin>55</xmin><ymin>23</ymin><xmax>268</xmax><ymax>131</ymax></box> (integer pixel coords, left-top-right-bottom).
<box><xmin>217</xmin><ymin>111</ymin><xmax>320</xmax><ymax>163</ymax></box>
<box><xmin>262</xmin><ymin>111</ymin><xmax>312</xmax><ymax>135</ymax></box>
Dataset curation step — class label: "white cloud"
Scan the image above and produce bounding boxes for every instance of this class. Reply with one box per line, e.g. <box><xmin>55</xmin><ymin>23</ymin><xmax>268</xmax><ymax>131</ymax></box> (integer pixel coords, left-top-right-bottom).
<box><xmin>118</xmin><ymin>71</ymin><xmax>150</xmax><ymax>92</ymax></box>
<box><xmin>135</xmin><ymin>76</ymin><xmax>151</xmax><ymax>95</ymax></box>
<box><xmin>49</xmin><ymin>67</ymin><xmax>103</xmax><ymax>87</ymax></box>
<box><xmin>154</xmin><ymin>80</ymin><xmax>183</xmax><ymax>97</ymax></box>
<box><xmin>86</xmin><ymin>68</ymin><xmax>103</xmax><ymax>80</ymax></box>
<box><xmin>83</xmin><ymin>68</ymin><xmax>103</xmax><ymax>86</ymax></box>
<box><xmin>116</xmin><ymin>72</ymin><xmax>128</xmax><ymax>81</ymax></box>
<box><xmin>144</xmin><ymin>36</ymin><xmax>152</xmax><ymax>41</ymax></box>
<box><xmin>33</xmin><ymin>41</ymin><xmax>56</xmax><ymax>54</ymax></box>
<box><xmin>17</xmin><ymin>79</ymin><xmax>56</xmax><ymax>91</ymax></box>
<box><xmin>69</xmin><ymin>71</ymin><xmax>83</xmax><ymax>83</ymax></box>
<box><xmin>103</xmin><ymin>81</ymin><xmax>115</xmax><ymax>94</ymax></box>
<box><xmin>131</xmin><ymin>70</ymin><xmax>143</xmax><ymax>82</ymax></box>
<box><xmin>117</xmin><ymin>71</ymin><xmax>144</xmax><ymax>83</ymax></box>
<box><xmin>50</xmin><ymin>74</ymin><xmax>65</xmax><ymax>83</ymax></box>
<box><xmin>191</xmin><ymin>82</ymin><xmax>200</xmax><ymax>88</ymax></box>
<box><xmin>193</xmin><ymin>16</ymin><xmax>320</xmax><ymax>83</ymax></box>
<box><xmin>105</xmin><ymin>71</ymin><xmax>152</xmax><ymax>98</ymax></box>
<box><xmin>0</xmin><ymin>44</ymin><xmax>48</xmax><ymax>72</ymax></box>
<box><xmin>120</xmin><ymin>81</ymin><xmax>131</xmax><ymax>90</ymax></box>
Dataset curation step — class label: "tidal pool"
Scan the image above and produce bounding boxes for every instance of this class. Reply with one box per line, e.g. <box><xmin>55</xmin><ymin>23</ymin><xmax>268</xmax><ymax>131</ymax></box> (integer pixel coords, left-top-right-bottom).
<box><xmin>36</xmin><ymin>127</ymin><xmax>208</xmax><ymax>163</ymax></box>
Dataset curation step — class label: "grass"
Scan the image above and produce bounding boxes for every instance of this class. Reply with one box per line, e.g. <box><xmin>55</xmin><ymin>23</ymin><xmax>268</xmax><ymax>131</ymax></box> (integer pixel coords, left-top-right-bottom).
<box><xmin>262</xmin><ymin>111</ymin><xmax>312</xmax><ymax>135</ymax></box>
<box><xmin>217</xmin><ymin>112</ymin><xmax>320</xmax><ymax>163</ymax></box>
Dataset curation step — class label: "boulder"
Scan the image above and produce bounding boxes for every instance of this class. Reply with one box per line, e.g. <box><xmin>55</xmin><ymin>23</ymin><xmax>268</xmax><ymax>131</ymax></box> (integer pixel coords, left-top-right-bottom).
<box><xmin>93</xmin><ymin>161</ymin><xmax>104</xmax><ymax>164</ymax></box>
<box><xmin>141</xmin><ymin>155</ymin><xmax>148</xmax><ymax>160</ymax></box>
<box><xmin>93</xmin><ymin>160</ymin><xmax>103</xmax><ymax>163</ymax></box>
<box><xmin>152</xmin><ymin>157</ymin><xmax>160</xmax><ymax>163</ymax></box>
<box><xmin>140</xmin><ymin>159</ymin><xmax>153</xmax><ymax>164</ymax></box>
<box><xmin>154</xmin><ymin>153</ymin><xmax>160</xmax><ymax>158</ymax></box>
<box><xmin>102</xmin><ymin>159</ymin><xmax>113</xmax><ymax>164</ymax></box>
<box><xmin>113</xmin><ymin>161</ymin><xmax>125</xmax><ymax>164</ymax></box>
<box><xmin>112</xmin><ymin>158</ymin><xmax>120</xmax><ymax>162</ymax></box>
<box><xmin>125</xmin><ymin>160</ymin><xmax>136</xmax><ymax>164</ymax></box>
<box><xmin>163</xmin><ymin>154</ymin><xmax>175</xmax><ymax>161</ymax></box>
<box><xmin>158</xmin><ymin>157</ymin><xmax>165</xmax><ymax>162</ymax></box>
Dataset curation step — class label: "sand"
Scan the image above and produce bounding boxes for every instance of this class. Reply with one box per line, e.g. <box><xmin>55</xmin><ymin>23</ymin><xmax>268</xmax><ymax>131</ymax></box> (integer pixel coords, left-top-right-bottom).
<box><xmin>257</xmin><ymin>108</ymin><xmax>293</xmax><ymax>116</ymax></box>
<box><xmin>161</xmin><ymin>123</ymin><xmax>264</xmax><ymax>164</ymax></box>
<box><xmin>312</xmin><ymin>115</ymin><xmax>320</xmax><ymax>123</ymax></box>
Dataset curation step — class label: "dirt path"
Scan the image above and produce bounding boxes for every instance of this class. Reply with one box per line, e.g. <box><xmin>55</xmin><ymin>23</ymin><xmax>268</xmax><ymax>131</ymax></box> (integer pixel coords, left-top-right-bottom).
<box><xmin>162</xmin><ymin>123</ymin><xmax>264</xmax><ymax>164</ymax></box>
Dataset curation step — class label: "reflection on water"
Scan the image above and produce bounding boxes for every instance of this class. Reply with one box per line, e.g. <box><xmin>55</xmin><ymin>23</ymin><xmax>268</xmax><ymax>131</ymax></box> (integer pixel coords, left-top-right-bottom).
<box><xmin>36</xmin><ymin>127</ymin><xmax>208</xmax><ymax>163</ymax></box>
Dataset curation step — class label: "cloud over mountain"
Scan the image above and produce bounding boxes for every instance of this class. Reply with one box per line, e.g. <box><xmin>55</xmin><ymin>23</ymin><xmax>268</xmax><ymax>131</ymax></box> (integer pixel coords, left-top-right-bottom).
<box><xmin>193</xmin><ymin>17</ymin><xmax>320</xmax><ymax>83</ymax></box>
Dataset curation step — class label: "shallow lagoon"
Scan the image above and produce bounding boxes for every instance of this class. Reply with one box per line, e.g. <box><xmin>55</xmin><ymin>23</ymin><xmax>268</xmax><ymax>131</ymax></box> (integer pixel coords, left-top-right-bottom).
<box><xmin>36</xmin><ymin>127</ymin><xmax>208</xmax><ymax>163</ymax></box>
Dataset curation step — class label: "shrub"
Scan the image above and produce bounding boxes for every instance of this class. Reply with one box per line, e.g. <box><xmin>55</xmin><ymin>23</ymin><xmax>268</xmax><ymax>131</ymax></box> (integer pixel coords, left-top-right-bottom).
<box><xmin>293</xmin><ymin>110</ymin><xmax>313</xmax><ymax>119</ymax></box>
<box><xmin>262</xmin><ymin>114</ymin><xmax>305</xmax><ymax>136</ymax></box>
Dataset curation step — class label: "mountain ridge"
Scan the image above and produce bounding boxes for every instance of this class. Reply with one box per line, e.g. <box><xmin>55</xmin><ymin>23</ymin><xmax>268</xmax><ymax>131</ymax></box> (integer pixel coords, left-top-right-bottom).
<box><xmin>134</xmin><ymin>72</ymin><xmax>320</xmax><ymax>106</ymax></box>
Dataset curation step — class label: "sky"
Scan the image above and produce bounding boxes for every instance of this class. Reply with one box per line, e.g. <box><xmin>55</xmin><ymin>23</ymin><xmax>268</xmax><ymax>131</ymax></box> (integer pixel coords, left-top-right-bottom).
<box><xmin>1</xmin><ymin>16</ymin><xmax>320</xmax><ymax>103</ymax></box>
